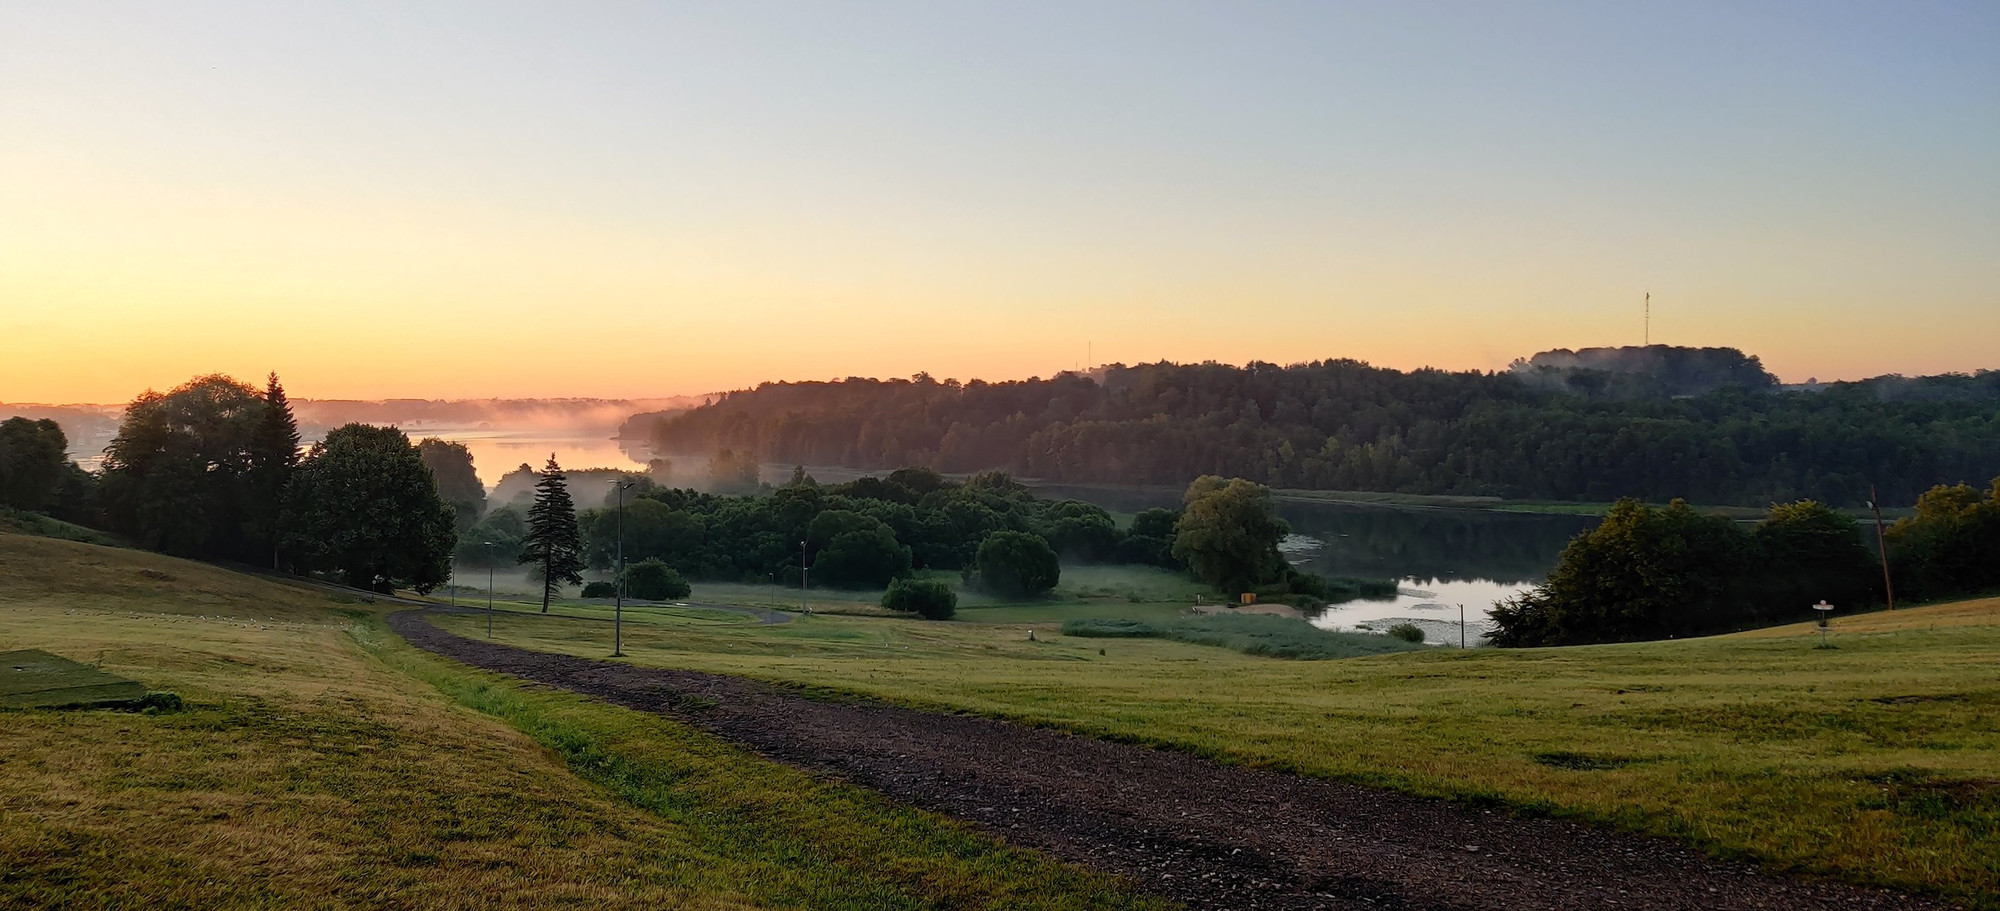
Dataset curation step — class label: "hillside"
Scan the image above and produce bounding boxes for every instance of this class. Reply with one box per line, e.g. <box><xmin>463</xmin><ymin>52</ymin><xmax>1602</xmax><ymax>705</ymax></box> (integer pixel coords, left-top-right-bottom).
<box><xmin>0</xmin><ymin>532</ymin><xmax>1157</xmax><ymax>910</ymax></box>
<box><xmin>637</xmin><ymin>354</ymin><xmax>2000</xmax><ymax>507</ymax></box>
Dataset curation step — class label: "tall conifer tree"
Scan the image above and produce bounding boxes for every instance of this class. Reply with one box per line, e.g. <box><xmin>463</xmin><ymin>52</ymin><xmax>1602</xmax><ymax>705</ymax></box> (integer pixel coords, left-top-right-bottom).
<box><xmin>519</xmin><ymin>454</ymin><xmax>583</xmax><ymax>612</ymax></box>
<box><xmin>246</xmin><ymin>373</ymin><xmax>301</xmax><ymax>567</ymax></box>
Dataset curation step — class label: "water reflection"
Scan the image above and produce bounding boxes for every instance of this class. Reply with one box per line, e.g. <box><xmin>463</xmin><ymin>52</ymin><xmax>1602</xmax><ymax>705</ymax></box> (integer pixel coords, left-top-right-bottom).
<box><xmin>1279</xmin><ymin>504</ymin><xmax>1591</xmax><ymax>585</ymax></box>
<box><xmin>1275</xmin><ymin>505</ymin><xmax>1594</xmax><ymax>641</ymax></box>
<box><xmin>1034</xmin><ymin>484</ymin><xmax>1599</xmax><ymax>644</ymax></box>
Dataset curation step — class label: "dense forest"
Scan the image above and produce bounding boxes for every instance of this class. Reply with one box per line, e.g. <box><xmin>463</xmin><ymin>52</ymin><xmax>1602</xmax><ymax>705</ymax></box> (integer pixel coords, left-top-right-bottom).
<box><xmin>636</xmin><ymin>348</ymin><xmax>2000</xmax><ymax>507</ymax></box>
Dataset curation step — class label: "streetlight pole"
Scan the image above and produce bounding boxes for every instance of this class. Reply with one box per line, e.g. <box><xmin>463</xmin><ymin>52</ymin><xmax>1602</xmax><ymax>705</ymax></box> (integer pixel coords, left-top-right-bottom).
<box><xmin>768</xmin><ymin>572</ymin><xmax>776</xmax><ymax>608</ymax></box>
<box><xmin>610</xmin><ymin>480</ymin><xmax>634</xmax><ymax>658</ymax></box>
<box><xmin>800</xmin><ymin>539</ymin><xmax>809</xmax><ymax>614</ymax></box>
<box><xmin>483</xmin><ymin>541</ymin><xmax>497</xmax><ymax>638</ymax></box>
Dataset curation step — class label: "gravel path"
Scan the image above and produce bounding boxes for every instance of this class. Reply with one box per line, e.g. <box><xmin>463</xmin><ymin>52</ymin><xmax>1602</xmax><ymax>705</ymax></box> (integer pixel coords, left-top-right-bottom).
<box><xmin>389</xmin><ymin>610</ymin><xmax>1954</xmax><ymax>911</ymax></box>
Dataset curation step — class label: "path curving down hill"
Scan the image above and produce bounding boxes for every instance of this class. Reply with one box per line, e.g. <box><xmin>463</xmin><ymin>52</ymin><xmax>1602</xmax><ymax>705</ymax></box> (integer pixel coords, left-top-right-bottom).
<box><xmin>388</xmin><ymin>610</ymin><xmax>1953</xmax><ymax>911</ymax></box>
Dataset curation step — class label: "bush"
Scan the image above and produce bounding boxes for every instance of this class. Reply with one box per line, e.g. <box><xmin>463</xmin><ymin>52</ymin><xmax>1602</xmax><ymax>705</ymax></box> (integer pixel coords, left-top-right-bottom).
<box><xmin>881</xmin><ymin>578</ymin><xmax>957</xmax><ymax>620</ymax></box>
<box><xmin>581</xmin><ymin>581</ymin><xmax>617</xmax><ymax>599</ymax></box>
<box><xmin>971</xmin><ymin>530</ymin><xmax>1060</xmax><ymax>599</ymax></box>
<box><xmin>1385</xmin><ymin>623</ymin><xmax>1425</xmax><ymax>643</ymax></box>
<box><xmin>622</xmin><ymin>558</ymin><xmax>691</xmax><ymax>601</ymax></box>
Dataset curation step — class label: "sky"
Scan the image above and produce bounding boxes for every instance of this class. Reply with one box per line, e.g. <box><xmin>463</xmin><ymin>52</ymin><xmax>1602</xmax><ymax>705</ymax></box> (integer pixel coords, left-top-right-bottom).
<box><xmin>3</xmin><ymin>1</ymin><xmax>1996</xmax><ymax>402</ymax></box>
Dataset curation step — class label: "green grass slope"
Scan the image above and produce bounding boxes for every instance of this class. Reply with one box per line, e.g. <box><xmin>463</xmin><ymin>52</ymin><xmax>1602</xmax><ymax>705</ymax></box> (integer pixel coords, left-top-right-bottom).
<box><xmin>0</xmin><ymin>532</ymin><xmax>1167</xmax><ymax>911</ymax></box>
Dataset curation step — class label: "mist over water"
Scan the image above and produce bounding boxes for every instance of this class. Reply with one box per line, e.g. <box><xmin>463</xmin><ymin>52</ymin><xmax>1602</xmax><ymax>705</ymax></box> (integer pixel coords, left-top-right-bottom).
<box><xmin>446</xmin><ymin>431</ymin><xmax>654</xmax><ymax>493</ymax></box>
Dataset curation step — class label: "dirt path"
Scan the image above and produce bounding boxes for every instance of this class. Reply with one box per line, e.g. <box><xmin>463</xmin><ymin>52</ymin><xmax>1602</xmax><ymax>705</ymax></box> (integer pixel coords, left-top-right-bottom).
<box><xmin>388</xmin><ymin>610</ymin><xmax>1953</xmax><ymax>911</ymax></box>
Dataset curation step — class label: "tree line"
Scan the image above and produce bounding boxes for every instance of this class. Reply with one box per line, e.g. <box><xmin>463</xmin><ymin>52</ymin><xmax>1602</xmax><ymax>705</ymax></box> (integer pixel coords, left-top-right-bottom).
<box><xmin>28</xmin><ymin>372</ymin><xmax>1351</xmax><ymax>613</ymax></box>
<box><xmin>1491</xmin><ymin>477</ymin><xmax>2000</xmax><ymax>646</ymax></box>
<box><xmin>636</xmin><ymin>353</ymin><xmax>2000</xmax><ymax>507</ymax></box>
<box><xmin>9</xmin><ymin>374</ymin><xmax>456</xmax><ymax>593</ymax></box>
<box><xmin>456</xmin><ymin>463</ymin><xmax>1365</xmax><ymax>609</ymax></box>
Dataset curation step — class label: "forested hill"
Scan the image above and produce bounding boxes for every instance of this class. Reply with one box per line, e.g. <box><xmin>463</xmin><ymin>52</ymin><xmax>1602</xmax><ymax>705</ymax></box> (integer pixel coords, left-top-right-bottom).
<box><xmin>637</xmin><ymin>354</ymin><xmax>2000</xmax><ymax>508</ymax></box>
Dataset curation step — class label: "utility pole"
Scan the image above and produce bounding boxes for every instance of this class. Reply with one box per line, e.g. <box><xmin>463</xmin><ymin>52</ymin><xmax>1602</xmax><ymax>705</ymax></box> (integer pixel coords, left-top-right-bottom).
<box><xmin>1644</xmin><ymin>291</ymin><xmax>1650</xmax><ymax>346</ymax></box>
<box><xmin>1869</xmin><ymin>484</ymin><xmax>1895</xmax><ymax>610</ymax></box>
<box><xmin>1460</xmin><ymin>604</ymin><xmax>1466</xmax><ymax>649</ymax></box>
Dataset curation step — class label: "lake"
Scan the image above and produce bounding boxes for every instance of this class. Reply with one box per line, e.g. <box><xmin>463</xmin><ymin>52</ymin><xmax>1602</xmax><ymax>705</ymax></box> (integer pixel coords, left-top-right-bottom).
<box><xmin>1031</xmin><ymin>483</ymin><xmax>1597</xmax><ymax>644</ymax></box>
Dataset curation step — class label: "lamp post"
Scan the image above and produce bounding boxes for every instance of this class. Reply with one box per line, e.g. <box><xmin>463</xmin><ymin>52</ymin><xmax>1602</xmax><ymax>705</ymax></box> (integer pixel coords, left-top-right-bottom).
<box><xmin>800</xmin><ymin>539</ymin><xmax>809</xmax><ymax>614</ymax></box>
<box><xmin>768</xmin><ymin>572</ymin><xmax>777</xmax><ymax>609</ymax></box>
<box><xmin>609</xmin><ymin>480</ymin><xmax>634</xmax><ymax>658</ymax></box>
<box><xmin>482</xmin><ymin>541</ymin><xmax>498</xmax><ymax>638</ymax></box>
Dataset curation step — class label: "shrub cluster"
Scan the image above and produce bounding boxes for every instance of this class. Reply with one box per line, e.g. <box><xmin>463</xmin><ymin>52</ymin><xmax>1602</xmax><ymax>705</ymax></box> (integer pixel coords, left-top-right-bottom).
<box><xmin>622</xmin><ymin>558</ymin><xmax>691</xmax><ymax>601</ymax></box>
<box><xmin>880</xmin><ymin>578</ymin><xmax>957</xmax><ymax>620</ymax></box>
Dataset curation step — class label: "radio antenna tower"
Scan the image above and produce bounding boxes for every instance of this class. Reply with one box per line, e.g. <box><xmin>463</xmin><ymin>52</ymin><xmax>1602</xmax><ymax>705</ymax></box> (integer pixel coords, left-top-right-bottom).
<box><xmin>1644</xmin><ymin>291</ymin><xmax>1651</xmax><ymax>346</ymax></box>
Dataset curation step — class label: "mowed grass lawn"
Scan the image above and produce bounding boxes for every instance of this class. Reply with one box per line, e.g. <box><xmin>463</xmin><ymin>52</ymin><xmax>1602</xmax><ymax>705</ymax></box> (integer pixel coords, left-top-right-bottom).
<box><xmin>437</xmin><ymin>589</ymin><xmax>2000</xmax><ymax>907</ymax></box>
<box><xmin>0</xmin><ymin>533</ymin><xmax>1168</xmax><ymax>911</ymax></box>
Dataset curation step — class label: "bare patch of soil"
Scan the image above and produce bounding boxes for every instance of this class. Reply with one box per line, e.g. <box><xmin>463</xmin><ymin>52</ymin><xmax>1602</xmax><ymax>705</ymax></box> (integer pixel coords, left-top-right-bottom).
<box><xmin>389</xmin><ymin>610</ymin><xmax>1952</xmax><ymax>911</ymax></box>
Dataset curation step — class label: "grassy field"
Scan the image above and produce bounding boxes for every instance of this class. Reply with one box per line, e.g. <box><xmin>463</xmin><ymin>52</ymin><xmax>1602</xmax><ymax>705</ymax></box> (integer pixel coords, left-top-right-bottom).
<box><xmin>0</xmin><ymin>533</ymin><xmax>1168</xmax><ymax>910</ymax></box>
<box><xmin>432</xmin><ymin>589</ymin><xmax>2000</xmax><ymax>907</ymax></box>
<box><xmin>657</xmin><ymin>564</ymin><xmax>1215</xmax><ymax>617</ymax></box>
<box><xmin>1062</xmin><ymin>614</ymin><xmax>1423</xmax><ymax>659</ymax></box>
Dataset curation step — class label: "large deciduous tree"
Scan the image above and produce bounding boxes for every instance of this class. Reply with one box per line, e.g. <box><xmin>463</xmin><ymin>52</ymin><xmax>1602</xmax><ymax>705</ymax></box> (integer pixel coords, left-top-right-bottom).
<box><xmin>1172</xmin><ymin>476</ymin><xmax>1290</xmax><ymax>594</ymax></box>
<box><xmin>0</xmin><ymin>417</ymin><xmax>70</xmax><ymax>513</ymax></box>
<box><xmin>417</xmin><ymin>438</ymin><xmax>486</xmax><ymax>531</ymax></box>
<box><xmin>971</xmin><ymin>530</ymin><xmax>1060</xmax><ymax>599</ymax></box>
<box><xmin>1489</xmin><ymin>497</ymin><xmax>1886</xmax><ymax>647</ymax></box>
<box><xmin>99</xmin><ymin>375</ymin><xmax>264</xmax><ymax>556</ymax></box>
<box><xmin>1489</xmin><ymin>499</ymin><xmax>1751</xmax><ymax>647</ymax></box>
<box><xmin>1887</xmin><ymin>479</ymin><xmax>2000</xmax><ymax>602</ymax></box>
<box><xmin>1751</xmin><ymin>500</ymin><xmax>1878</xmax><ymax>614</ymax></box>
<box><xmin>519</xmin><ymin>455</ymin><xmax>584</xmax><ymax>612</ymax></box>
<box><xmin>285</xmin><ymin>423</ymin><xmax>455</xmax><ymax>593</ymax></box>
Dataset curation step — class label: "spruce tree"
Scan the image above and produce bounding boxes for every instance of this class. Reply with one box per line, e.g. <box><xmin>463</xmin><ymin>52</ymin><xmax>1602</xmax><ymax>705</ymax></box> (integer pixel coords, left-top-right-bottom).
<box><xmin>519</xmin><ymin>454</ymin><xmax>583</xmax><ymax>612</ymax></box>
<box><xmin>246</xmin><ymin>373</ymin><xmax>301</xmax><ymax>568</ymax></box>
